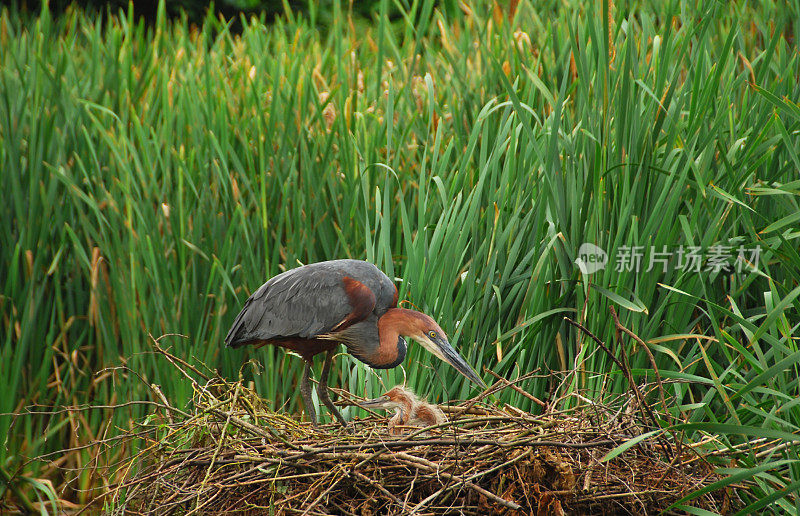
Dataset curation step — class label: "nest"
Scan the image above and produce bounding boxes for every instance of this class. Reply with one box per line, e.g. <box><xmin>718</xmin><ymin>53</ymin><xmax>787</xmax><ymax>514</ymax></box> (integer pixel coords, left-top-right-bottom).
<box><xmin>98</xmin><ymin>346</ymin><xmax>734</xmax><ymax>515</ymax></box>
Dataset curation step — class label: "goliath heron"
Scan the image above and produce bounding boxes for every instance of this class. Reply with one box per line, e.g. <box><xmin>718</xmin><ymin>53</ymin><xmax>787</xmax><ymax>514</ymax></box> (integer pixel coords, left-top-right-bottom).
<box><xmin>225</xmin><ymin>259</ymin><xmax>484</xmax><ymax>427</ymax></box>
<box><xmin>361</xmin><ymin>385</ymin><xmax>446</xmax><ymax>435</ymax></box>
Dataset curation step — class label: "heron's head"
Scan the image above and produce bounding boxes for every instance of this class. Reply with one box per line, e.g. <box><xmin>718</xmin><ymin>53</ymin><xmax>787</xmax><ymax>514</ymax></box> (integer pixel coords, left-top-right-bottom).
<box><xmin>383</xmin><ymin>308</ymin><xmax>485</xmax><ymax>388</ymax></box>
<box><xmin>361</xmin><ymin>386</ymin><xmax>416</xmax><ymax>411</ymax></box>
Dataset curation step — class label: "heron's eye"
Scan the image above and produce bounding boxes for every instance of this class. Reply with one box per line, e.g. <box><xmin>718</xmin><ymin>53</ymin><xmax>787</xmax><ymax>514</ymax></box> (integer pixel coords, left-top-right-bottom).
<box><xmin>428</xmin><ymin>330</ymin><xmax>437</xmax><ymax>339</ymax></box>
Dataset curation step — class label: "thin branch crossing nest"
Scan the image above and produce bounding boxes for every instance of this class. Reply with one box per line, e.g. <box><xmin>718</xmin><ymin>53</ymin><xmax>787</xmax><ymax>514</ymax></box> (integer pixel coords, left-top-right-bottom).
<box><xmin>95</xmin><ymin>345</ymin><xmax>732</xmax><ymax>515</ymax></box>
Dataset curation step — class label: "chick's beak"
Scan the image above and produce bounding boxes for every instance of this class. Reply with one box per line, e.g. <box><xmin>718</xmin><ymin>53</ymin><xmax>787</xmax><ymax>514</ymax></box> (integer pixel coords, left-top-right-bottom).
<box><xmin>360</xmin><ymin>395</ymin><xmax>391</xmax><ymax>410</ymax></box>
<box><xmin>425</xmin><ymin>335</ymin><xmax>486</xmax><ymax>388</ymax></box>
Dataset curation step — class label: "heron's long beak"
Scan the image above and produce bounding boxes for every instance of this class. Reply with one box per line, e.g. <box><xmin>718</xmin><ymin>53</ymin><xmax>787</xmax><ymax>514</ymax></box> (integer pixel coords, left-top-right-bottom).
<box><xmin>422</xmin><ymin>336</ymin><xmax>486</xmax><ymax>388</ymax></box>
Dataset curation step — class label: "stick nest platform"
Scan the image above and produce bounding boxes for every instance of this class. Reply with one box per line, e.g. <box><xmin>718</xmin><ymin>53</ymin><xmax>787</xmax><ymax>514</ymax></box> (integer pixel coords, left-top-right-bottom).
<box><xmin>102</xmin><ymin>348</ymin><xmax>733</xmax><ymax>515</ymax></box>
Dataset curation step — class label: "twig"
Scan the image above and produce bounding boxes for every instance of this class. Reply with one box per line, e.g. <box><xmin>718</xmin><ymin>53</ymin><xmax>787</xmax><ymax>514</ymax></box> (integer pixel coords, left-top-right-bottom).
<box><xmin>452</xmin><ymin>370</ymin><xmax>545</xmax><ymax>418</ymax></box>
<box><xmin>206</xmin><ymin>407</ymin><xmax>305</xmax><ymax>451</ymax></box>
<box><xmin>279</xmin><ymin>438</ymin><xmax>618</xmax><ymax>461</ymax></box>
<box><xmin>564</xmin><ymin>315</ymin><xmax>671</xmax><ymax>459</ymax></box>
<box><xmin>608</xmin><ymin>307</ymin><xmax>675</xmax><ymax>460</ymax></box>
<box><xmin>485</xmin><ymin>369</ymin><xmax>547</xmax><ymax>409</ymax></box>
<box><xmin>350</xmin><ymin>470</ymin><xmax>406</xmax><ymax>509</ymax></box>
<box><xmin>15</xmin><ymin>400</ymin><xmax>191</xmax><ymax>418</ymax></box>
<box><xmin>149</xmin><ymin>384</ymin><xmax>175</xmax><ymax>424</ymax></box>
<box><xmin>149</xmin><ymin>334</ymin><xmax>211</xmax><ymax>382</ymax></box>
<box><xmin>399</xmin><ymin>452</ymin><xmax>524</xmax><ymax>513</ymax></box>
<box><xmin>608</xmin><ymin>307</ymin><xmax>672</xmax><ymax>426</ymax></box>
<box><xmin>196</xmin><ymin>381</ymin><xmax>242</xmax><ymax>513</ymax></box>
<box><xmin>301</xmin><ymin>467</ymin><xmax>344</xmax><ymax>516</ymax></box>
<box><xmin>563</xmin><ymin>317</ymin><xmax>627</xmax><ymax>375</ymax></box>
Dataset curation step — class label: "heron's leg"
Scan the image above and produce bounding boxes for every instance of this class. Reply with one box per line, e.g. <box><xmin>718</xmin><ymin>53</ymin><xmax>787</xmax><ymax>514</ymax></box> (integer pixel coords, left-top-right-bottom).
<box><xmin>300</xmin><ymin>360</ymin><xmax>318</xmax><ymax>427</ymax></box>
<box><xmin>318</xmin><ymin>349</ymin><xmax>348</xmax><ymax>428</ymax></box>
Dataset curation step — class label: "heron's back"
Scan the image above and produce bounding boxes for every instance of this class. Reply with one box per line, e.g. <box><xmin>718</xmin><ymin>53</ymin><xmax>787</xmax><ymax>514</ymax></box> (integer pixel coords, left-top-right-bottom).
<box><xmin>225</xmin><ymin>259</ymin><xmax>396</xmax><ymax>348</ymax></box>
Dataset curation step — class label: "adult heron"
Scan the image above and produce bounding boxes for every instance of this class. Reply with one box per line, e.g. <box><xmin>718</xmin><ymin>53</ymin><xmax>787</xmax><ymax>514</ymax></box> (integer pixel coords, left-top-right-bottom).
<box><xmin>225</xmin><ymin>259</ymin><xmax>484</xmax><ymax>426</ymax></box>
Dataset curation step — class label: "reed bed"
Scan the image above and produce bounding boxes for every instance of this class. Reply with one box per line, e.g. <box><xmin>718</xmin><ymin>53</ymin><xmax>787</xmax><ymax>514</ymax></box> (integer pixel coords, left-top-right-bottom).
<box><xmin>2</xmin><ymin>0</ymin><xmax>799</xmax><ymax>512</ymax></box>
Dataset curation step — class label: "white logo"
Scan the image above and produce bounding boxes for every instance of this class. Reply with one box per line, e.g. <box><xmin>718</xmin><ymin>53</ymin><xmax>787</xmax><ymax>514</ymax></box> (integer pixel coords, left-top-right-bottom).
<box><xmin>575</xmin><ymin>243</ymin><xmax>607</xmax><ymax>275</ymax></box>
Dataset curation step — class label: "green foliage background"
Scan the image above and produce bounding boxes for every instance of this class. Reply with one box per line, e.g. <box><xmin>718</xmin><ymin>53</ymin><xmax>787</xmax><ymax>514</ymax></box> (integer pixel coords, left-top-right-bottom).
<box><xmin>1</xmin><ymin>0</ymin><xmax>799</xmax><ymax>511</ymax></box>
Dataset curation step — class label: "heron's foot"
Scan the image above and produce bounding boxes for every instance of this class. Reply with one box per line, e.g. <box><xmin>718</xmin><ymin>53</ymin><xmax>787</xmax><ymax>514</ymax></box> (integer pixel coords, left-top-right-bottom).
<box><xmin>319</xmin><ymin>389</ymin><xmax>349</xmax><ymax>429</ymax></box>
<box><xmin>316</xmin><ymin>387</ymin><xmax>351</xmax><ymax>431</ymax></box>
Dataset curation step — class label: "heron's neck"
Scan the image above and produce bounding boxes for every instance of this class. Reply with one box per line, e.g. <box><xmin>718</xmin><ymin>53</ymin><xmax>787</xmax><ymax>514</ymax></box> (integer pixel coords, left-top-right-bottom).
<box><xmin>395</xmin><ymin>398</ymin><xmax>413</xmax><ymax>423</ymax></box>
<box><xmin>371</xmin><ymin>309</ymin><xmax>422</xmax><ymax>368</ymax></box>
<box><xmin>378</xmin><ymin>308</ymin><xmax>425</xmax><ymax>337</ymax></box>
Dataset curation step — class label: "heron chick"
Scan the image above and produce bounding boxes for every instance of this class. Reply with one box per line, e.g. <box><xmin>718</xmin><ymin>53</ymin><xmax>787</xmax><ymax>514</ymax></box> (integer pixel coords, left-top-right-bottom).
<box><xmin>361</xmin><ymin>386</ymin><xmax>446</xmax><ymax>435</ymax></box>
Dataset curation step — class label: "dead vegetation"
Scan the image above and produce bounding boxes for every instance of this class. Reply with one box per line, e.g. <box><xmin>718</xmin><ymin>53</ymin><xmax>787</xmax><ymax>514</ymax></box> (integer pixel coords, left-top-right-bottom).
<box><xmin>58</xmin><ymin>341</ymin><xmax>735</xmax><ymax>515</ymax></box>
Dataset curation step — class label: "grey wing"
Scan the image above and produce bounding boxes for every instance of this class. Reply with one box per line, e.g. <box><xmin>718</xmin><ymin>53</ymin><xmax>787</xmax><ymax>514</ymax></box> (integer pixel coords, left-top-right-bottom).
<box><xmin>225</xmin><ymin>264</ymin><xmax>351</xmax><ymax>347</ymax></box>
<box><xmin>224</xmin><ymin>259</ymin><xmax>395</xmax><ymax>348</ymax></box>
<box><xmin>374</xmin><ymin>269</ymin><xmax>398</xmax><ymax>315</ymax></box>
